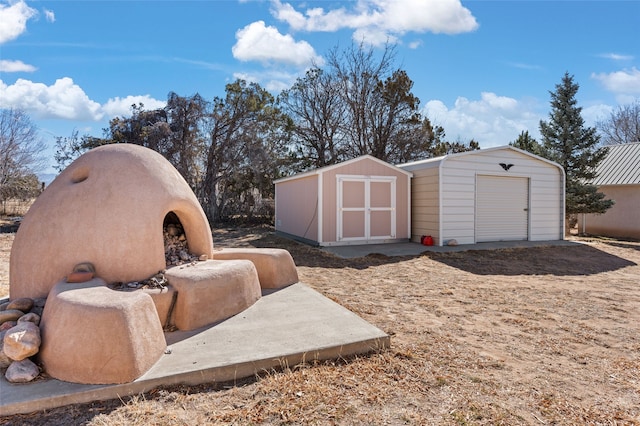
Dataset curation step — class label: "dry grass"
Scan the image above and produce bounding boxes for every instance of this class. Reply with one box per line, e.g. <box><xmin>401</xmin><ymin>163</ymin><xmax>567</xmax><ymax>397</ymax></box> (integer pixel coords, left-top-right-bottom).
<box><xmin>1</xmin><ymin>226</ymin><xmax>640</xmax><ymax>425</ymax></box>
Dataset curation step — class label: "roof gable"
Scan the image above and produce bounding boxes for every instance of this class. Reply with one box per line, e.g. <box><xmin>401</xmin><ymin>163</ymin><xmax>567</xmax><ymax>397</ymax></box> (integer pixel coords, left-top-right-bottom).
<box><xmin>397</xmin><ymin>145</ymin><xmax>563</xmax><ymax>172</ymax></box>
<box><xmin>274</xmin><ymin>155</ymin><xmax>412</xmax><ymax>184</ymax></box>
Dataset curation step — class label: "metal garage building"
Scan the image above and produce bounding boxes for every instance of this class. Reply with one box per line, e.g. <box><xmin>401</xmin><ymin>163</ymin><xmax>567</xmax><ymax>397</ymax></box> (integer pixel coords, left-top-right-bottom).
<box><xmin>274</xmin><ymin>155</ymin><xmax>413</xmax><ymax>246</ymax></box>
<box><xmin>397</xmin><ymin>146</ymin><xmax>565</xmax><ymax>246</ymax></box>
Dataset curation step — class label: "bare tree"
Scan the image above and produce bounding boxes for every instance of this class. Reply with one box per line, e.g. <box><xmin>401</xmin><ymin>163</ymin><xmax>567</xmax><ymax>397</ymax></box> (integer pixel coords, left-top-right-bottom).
<box><xmin>201</xmin><ymin>80</ymin><xmax>289</xmax><ymax>223</ymax></box>
<box><xmin>321</xmin><ymin>42</ymin><xmax>435</xmax><ymax>164</ymax></box>
<box><xmin>597</xmin><ymin>100</ymin><xmax>640</xmax><ymax>145</ymax></box>
<box><xmin>165</xmin><ymin>92</ymin><xmax>208</xmax><ymax>190</ymax></box>
<box><xmin>279</xmin><ymin>67</ymin><xmax>346</xmax><ymax>169</ymax></box>
<box><xmin>0</xmin><ymin>108</ymin><xmax>46</xmax><ymax>202</ymax></box>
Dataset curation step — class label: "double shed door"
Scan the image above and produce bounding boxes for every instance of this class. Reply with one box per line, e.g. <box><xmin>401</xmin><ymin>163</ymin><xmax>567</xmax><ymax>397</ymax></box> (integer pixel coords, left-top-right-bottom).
<box><xmin>337</xmin><ymin>175</ymin><xmax>396</xmax><ymax>242</ymax></box>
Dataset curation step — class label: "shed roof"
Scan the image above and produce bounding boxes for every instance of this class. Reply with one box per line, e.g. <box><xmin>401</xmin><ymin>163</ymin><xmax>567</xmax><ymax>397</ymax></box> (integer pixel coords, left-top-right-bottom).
<box><xmin>274</xmin><ymin>154</ymin><xmax>412</xmax><ymax>184</ymax></box>
<box><xmin>397</xmin><ymin>145</ymin><xmax>563</xmax><ymax>172</ymax></box>
<box><xmin>592</xmin><ymin>142</ymin><xmax>640</xmax><ymax>186</ymax></box>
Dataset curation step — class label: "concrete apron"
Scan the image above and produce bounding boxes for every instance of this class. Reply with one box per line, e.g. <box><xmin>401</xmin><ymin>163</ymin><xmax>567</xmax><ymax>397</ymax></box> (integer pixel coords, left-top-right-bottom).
<box><xmin>1</xmin><ymin>283</ymin><xmax>389</xmax><ymax>416</ymax></box>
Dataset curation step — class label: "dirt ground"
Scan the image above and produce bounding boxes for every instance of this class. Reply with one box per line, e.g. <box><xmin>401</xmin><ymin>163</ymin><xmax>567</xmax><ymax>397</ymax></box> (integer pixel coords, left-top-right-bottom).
<box><xmin>1</xmin><ymin>226</ymin><xmax>639</xmax><ymax>425</ymax></box>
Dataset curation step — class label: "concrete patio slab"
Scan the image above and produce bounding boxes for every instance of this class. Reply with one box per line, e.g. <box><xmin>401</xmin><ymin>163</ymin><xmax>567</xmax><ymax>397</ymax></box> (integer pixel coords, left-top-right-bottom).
<box><xmin>322</xmin><ymin>239</ymin><xmax>579</xmax><ymax>259</ymax></box>
<box><xmin>0</xmin><ymin>283</ymin><xmax>389</xmax><ymax>417</ymax></box>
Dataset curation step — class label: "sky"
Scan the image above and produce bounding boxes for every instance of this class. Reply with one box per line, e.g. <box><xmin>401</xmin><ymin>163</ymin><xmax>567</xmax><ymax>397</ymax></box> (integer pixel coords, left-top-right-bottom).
<box><xmin>1</xmin><ymin>0</ymin><xmax>639</xmax><ymax>178</ymax></box>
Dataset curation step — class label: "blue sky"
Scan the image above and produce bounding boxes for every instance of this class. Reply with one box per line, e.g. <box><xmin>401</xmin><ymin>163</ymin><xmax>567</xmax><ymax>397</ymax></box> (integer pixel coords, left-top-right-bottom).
<box><xmin>1</xmin><ymin>0</ymin><xmax>639</xmax><ymax>176</ymax></box>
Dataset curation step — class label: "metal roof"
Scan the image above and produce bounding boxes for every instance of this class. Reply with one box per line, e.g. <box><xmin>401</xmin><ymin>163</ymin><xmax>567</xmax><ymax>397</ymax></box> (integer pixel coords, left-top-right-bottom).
<box><xmin>592</xmin><ymin>142</ymin><xmax>640</xmax><ymax>186</ymax></box>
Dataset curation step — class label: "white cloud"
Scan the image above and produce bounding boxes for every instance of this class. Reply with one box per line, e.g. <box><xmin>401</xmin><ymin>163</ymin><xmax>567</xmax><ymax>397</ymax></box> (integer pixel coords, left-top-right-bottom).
<box><xmin>0</xmin><ymin>0</ymin><xmax>37</xmax><ymax>44</ymax></box>
<box><xmin>423</xmin><ymin>92</ymin><xmax>542</xmax><ymax>147</ymax></box>
<box><xmin>233</xmin><ymin>70</ymin><xmax>298</xmax><ymax>93</ymax></box>
<box><xmin>599</xmin><ymin>53</ymin><xmax>634</xmax><ymax>61</ymax></box>
<box><xmin>0</xmin><ymin>77</ymin><xmax>102</xmax><ymax>120</ymax></box>
<box><xmin>271</xmin><ymin>0</ymin><xmax>478</xmax><ymax>46</ymax></box>
<box><xmin>592</xmin><ymin>68</ymin><xmax>640</xmax><ymax>101</ymax></box>
<box><xmin>408</xmin><ymin>39</ymin><xmax>423</xmax><ymax>49</ymax></box>
<box><xmin>0</xmin><ymin>77</ymin><xmax>165</xmax><ymax>122</ymax></box>
<box><xmin>232</xmin><ymin>20</ymin><xmax>323</xmax><ymax>67</ymax></box>
<box><xmin>44</xmin><ymin>8</ymin><xmax>55</xmax><ymax>23</ymax></box>
<box><xmin>0</xmin><ymin>59</ymin><xmax>36</xmax><ymax>72</ymax></box>
<box><xmin>102</xmin><ymin>95</ymin><xmax>166</xmax><ymax>118</ymax></box>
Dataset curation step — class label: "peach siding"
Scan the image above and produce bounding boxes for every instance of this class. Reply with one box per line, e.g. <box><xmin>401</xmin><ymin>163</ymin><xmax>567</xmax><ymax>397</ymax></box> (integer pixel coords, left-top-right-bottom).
<box><xmin>275</xmin><ymin>156</ymin><xmax>411</xmax><ymax>245</ymax></box>
<box><xmin>321</xmin><ymin>157</ymin><xmax>410</xmax><ymax>243</ymax></box>
<box><xmin>275</xmin><ymin>175</ymin><xmax>318</xmax><ymax>242</ymax></box>
<box><xmin>578</xmin><ymin>185</ymin><xmax>640</xmax><ymax>239</ymax></box>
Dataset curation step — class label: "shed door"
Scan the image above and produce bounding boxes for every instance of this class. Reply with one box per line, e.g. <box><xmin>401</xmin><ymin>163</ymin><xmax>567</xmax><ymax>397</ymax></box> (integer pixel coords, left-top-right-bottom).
<box><xmin>476</xmin><ymin>175</ymin><xmax>529</xmax><ymax>242</ymax></box>
<box><xmin>338</xmin><ymin>176</ymin><xmax>396</xmax><ymax>242</ymax></box>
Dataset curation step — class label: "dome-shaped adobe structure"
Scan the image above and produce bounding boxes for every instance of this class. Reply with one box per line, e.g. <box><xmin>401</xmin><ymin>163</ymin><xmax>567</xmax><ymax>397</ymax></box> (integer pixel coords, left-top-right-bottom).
<box><xmin>10</xmin><ymin>143</ymin><xmax>214</xmax><ymax>299</ymax></box>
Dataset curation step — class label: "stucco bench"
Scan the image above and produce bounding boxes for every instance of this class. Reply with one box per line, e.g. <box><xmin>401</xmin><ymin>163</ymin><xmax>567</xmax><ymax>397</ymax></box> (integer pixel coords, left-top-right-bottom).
<box><xmin>164</xmin><ymin>260</ymin><xmax>261</xmax><ymax>331</ymax></box>
<box><xmin>212</xmin><ymin>248</ymin><xmax>299</xmax><ymax>289</ymax></box>
<box><xmin>39</xmin><ymin>278</ymin><xmax>166</xmax><ymax>385</ymax></box>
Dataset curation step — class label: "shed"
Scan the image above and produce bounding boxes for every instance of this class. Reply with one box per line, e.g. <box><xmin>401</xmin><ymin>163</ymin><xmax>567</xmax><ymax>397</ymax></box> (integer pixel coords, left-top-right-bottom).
<box><xmin>397</xmin><ymin>146</ymin><xmax>565</xmax><ymax>246</ymax></box>
<box><xmin>274</xmin><ymin>155</ymin><xmax>413</xmax><ymax>246</ymax></box>
<box><xmin>577</xmin><ymin>142</ymin><xmax>640</xmax><ymax>239</ymax></box>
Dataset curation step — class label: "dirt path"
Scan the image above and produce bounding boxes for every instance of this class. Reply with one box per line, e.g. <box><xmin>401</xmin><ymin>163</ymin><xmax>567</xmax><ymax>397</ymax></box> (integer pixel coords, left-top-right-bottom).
<box><xmin>1</xmin><ymin>228</ymin><xmax>639</xmax><ymax>425</ymax></box>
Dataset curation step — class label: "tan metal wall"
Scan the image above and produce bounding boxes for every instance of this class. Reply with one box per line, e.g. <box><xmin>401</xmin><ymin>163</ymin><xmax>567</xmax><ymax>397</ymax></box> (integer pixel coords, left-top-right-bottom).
<box><xmin>578</xmin><ymin>185</ymin><xmax>640</xmax><ymax>239</ymax></box>
<box><xmin>407</xmin><ymin>165</ymin><xmax>440</xmax><ymax>243</ymax></box>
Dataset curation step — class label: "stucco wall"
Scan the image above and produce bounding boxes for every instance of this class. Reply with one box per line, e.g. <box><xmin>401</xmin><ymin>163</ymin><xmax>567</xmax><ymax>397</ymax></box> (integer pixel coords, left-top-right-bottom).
<box><xmin>578</xmin><ymin>185</ymin><xmax>640</xmax><ymax>239</ymax></box>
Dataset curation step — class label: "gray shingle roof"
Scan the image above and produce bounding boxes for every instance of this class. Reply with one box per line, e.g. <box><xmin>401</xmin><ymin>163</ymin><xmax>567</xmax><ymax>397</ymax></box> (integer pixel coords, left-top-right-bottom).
<box><xmin>592</xmin><ymin>142</ymin><xmax>640</xmax><ymax>185</ymax></box>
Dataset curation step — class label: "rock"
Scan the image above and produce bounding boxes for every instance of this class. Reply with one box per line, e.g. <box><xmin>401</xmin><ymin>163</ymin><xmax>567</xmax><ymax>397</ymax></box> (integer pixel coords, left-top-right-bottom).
<box><xmin>5</xmin><ymin>359</ymin><xmax>40</xmax><ymax>383</ymax></box>
<box><xmin>3</xmin><ymin>322</ymin><xmax>41</xmax><ymax>361</ymax></box>
<box><xmin>166</xmin><ymin>224</ymin><xmax>180</xmax><ymax>236</ymax></box>
<box><xmin>31</xmin><ymin>298</ymin><xmax>47</xmax><ymax>317</ymax></box>
<box><xmin>0</xmin><ymin>331</ymin><xmax>11</xmax><ymax>369</ymax></box>
<box><xmin>18</xmin><ymin>312</ymin><xmax>41</xmax><ymax>326</ymax></box>
<box><xmin>0</xmin><ymin>321</ymin><xmax>17</xmax><ymax>332</ymax></box>
<box><xmin>446</xmin><ymin>239</ymin><xmax>459</xmax><ymax>246</ymax></box>
<box><xmin>6</xmin><ymin>298</ymin><xmax>34</xmax><ymax>312</ymax></box>
<box><xmin>179</xmin><ymin>250</ymin><xmax>191</xmax><ymax>261</ymax></box>
<box><xmin>199</xmin><ymin>254</ymin><xmax>208</xmax><ymax>261</ymax></box>
<box><xmin>33</xmin><ymin>297</ymin><xmax>47</xmax><ymax>309</ymax></box>
<box><xmin>0</xmin><ymin>310</ymin><xmax>24</xmax><ymax>325</ymax></box>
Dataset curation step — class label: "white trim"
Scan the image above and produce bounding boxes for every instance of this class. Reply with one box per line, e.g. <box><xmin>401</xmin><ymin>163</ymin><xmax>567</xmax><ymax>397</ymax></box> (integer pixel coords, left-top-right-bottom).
<box><xmin>317</xmin><ymin>174</ymin><xmax>323</xmax><ymax>244</ymax></box>
<box><xmin>406</xmin><ymin>175</ymin><xmax>412</xmax><ymax>241</ymax></box>
<box><xmin>438</xmin><ymin>156</ymin><xmax>445</xmax><ymax>246</ymax></box>
<box><xmin>336</xmin><ymin>174</ymin><xmax>397</xmax><ymax>242</ymax></box>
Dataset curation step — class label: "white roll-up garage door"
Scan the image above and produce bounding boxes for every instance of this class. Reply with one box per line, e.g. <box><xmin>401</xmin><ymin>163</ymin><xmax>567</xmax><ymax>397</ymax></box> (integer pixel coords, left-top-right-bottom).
<box><xmin>476</xmin><ymin>175</ymin><xmax>529</xmax><ymax>242</ymax></box>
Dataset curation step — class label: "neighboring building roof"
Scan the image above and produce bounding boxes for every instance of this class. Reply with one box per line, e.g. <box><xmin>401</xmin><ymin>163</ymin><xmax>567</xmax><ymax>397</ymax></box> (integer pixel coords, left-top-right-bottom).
<box><xmin>592</xmin><ymin>142</ymin><xmax>640</xmax><ymax>186</ymax></box>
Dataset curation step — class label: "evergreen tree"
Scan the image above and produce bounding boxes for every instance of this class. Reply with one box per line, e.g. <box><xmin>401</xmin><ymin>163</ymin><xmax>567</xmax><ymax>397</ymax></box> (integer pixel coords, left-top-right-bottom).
<box><xmin>539</xmin><ymin>72</ymin><xmax>613</xmax><ymax>229</ymax></box>
<box><xmin>509</xmin><ymin>130</ymin><xmax>545</xmax><ymax>157</ymax></box>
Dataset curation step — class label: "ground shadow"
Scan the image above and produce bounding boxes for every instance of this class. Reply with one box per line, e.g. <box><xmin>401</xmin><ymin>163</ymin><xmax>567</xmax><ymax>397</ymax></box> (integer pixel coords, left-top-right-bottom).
<box><xmin>247</xmin><ymin>232</ymin><xmax>411</xmax><ymax>270</ymax></box>
<box><xmin>243</xmin><ymin>230</ymin><xmax>636</xmax><ymax>276</ymax></box>
<box><xmin>601</xmin><ymin>240</ymin><xmax>640</xmax><ymax>252</ymax></box>
<box><xmin>422</xmin><ymin>244</ymin><xmax>636</xmax><ymax>276</ymax></box>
